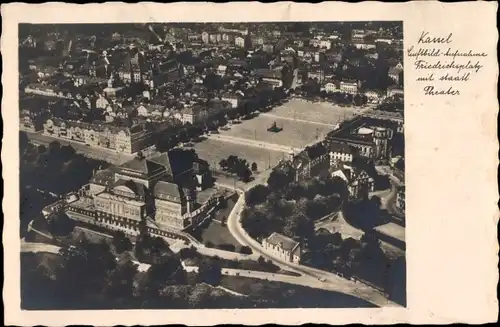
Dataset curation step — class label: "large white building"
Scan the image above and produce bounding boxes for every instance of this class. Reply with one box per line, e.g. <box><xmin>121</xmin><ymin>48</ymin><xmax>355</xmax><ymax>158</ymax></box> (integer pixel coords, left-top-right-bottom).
<box><xmin>262</xmin><ymin>232</ymin><xmax>301</xmax><ymax>264</ymax></box>
<box><xmin>339</xmin><ymin>81</ymin><xmax>360</xmax><ymax>94</ymax></box>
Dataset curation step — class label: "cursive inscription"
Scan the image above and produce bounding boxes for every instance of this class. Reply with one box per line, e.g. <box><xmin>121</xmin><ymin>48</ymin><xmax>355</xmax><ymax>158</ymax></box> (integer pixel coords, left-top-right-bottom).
<box><xmin>418</xmin><ymin>31</ymin><xmax>453</xmax><ymax>44</ymax></box>
<box><xmin>408</xmin><ymin>31</ymin><xmax>488</xmax><ymax>96</ymax></box>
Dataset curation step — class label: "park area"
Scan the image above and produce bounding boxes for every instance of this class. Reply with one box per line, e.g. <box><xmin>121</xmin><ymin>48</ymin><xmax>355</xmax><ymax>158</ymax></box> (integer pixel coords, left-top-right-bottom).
<box><xmin>219</xmin><ymin>276</ymin><xmax>377</xmax><ymax>308</ymax></box>
<box><xmin>191</xmin><ymin>195</ymin><xmax>242</xmax><ymax>250</ymax></box>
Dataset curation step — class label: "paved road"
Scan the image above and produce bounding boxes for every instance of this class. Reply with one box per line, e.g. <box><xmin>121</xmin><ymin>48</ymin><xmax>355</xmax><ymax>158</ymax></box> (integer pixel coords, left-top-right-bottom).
<box><xmin>26</xmin><ymin>131</ymin><xmax>133</xmax><ymax>165</ymax></box>
<box><xmin>224</xmin><ymin>175</ymin><xmax>399</xmax><ymax>307</ymax></box>
<box><xmin>206</xmin><ymin>134</ymin><xmax>296</xmax><ymax>155</ymax></box>
<box><xmin>21</xmin><ymin>241</ymin><xmax>61</xmax><ymax>254</ymax></box>
<box><xmin>259</xmin><ymin>112</ymin><xmax>337</xmax><ymax>128</ymax></box>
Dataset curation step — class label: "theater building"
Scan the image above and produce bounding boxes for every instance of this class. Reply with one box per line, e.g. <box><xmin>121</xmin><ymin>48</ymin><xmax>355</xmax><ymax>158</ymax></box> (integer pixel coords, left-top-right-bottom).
<box><xmin>65</xmin><ymin>155</ymin><xmax>220</xmax><ymax>235</ymax></box>
<box><xmin>326</xmin><ymin>116</ymin><xmax>396</xmax><ymax>161</ymax></box>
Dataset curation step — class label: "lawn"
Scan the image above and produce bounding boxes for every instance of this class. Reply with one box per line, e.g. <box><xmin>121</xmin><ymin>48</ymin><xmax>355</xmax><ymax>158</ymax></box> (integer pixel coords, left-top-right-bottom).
<box><xmin>188</xmin><ymin>195</ymin><xmax>242</xmax><ymax>249</ymax></box>
<box><xmin>219</xmin><ymin>275</ymin><xmax>377</xmax><ymax>308</ymax></box>
<box><xmin>201</xmin><ymin>221</ymin><xmax>240</xmax><ymax>248</ymax></box>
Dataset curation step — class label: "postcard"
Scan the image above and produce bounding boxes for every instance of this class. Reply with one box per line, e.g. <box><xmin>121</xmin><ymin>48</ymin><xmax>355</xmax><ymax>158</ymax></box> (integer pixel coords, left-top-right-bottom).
<box><xmin>2</xmin><ymin>1</ymin><xmax>498</xmax><ymax>325</ymax></box>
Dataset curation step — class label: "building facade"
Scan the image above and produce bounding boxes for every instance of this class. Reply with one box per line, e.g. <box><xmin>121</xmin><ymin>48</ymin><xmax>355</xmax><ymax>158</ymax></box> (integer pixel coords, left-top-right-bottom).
<box><xmin>262</xmin><ymin>232</ymin><xmax>301</xmax><ymax>264</ymax></box>
<box><xmin>42</xmin><ymin>118</ymin><xmax>154</xmax><ymax>154</ymax></box>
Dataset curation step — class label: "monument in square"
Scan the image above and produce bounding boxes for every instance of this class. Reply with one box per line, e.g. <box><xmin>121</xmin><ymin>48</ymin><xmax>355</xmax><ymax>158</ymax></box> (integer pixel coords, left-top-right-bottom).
<box><xmin>267</xmin><ymin>121</ymin><xmax>283</xmax><ymax>133</ymax></box>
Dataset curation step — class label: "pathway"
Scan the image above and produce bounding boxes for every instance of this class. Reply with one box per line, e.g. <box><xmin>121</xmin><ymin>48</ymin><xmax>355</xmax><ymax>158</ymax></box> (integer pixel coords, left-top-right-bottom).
<box><xmin>225</xmin><ymin>184</ymin><xmax>399</xmax><ymax>307</ymax></box>
<box><xmin>206</xmin><ymin>134</ymin><xmax>296</xmax><ymax>154</ymax></box>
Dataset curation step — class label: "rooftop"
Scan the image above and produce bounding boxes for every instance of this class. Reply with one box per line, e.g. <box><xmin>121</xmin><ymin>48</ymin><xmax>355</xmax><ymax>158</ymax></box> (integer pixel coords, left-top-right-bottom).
<box><xmin>119</xmin><ymin>157</ymin><xmax>165</xmax><ymax>176</ymax></box>
<box><xmin>266</xmin><ymin>232</ymin><xmax>299</xmax><ymax>252</ymax></box>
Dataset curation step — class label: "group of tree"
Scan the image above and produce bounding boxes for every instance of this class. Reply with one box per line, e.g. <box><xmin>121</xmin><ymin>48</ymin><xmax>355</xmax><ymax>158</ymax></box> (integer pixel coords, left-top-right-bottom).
<box><xmin>242</xmin><ymin>173</ymin><xmax>349</xmax><ymax>245</ymax></box>
<box><xmin>20</xmin><ymin>135</ymin><xmax>108</xmax><ymax>196</ymax></box>
<box><xmin>303</xmin><ymin>229</ymin><xmax>399</xmax><ymax>294</ymax></box>
<box><xmin>219</xmin><ymin>155</ymin><xmax>253</xmax><ymax>182</ymax></box>
<box><xmin>112</xmin><ymin>230</ymin><xmax>133</xmax><ymax>254</ymax></box>
<box><xmin>135</xmin><ymin>227</ymin><xmax>174</xmax><ymax>264</ymax></box>
<box><xmin>342</xmin><ymin>195</ymin><xmax>390</xmax><ymax>231</ymax></box>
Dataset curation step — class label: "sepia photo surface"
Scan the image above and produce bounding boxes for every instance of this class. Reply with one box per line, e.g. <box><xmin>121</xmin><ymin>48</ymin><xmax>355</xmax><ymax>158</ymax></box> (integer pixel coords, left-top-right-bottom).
<box><xmin>2</xmin><ymin>2</ymin><xmax>498</xmax><ymax>326</ymax></box>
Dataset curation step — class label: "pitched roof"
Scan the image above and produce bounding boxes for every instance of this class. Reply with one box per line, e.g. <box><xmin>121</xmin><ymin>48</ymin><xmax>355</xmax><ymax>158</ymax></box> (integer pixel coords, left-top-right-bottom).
<box><xmin>266</xmin><ymin>232</ymin><xmax>299</xmax><ymax>252</ymax></box>
<box><xmin>153</xmin><ymin>180</ymin><xmax>183</xmax><ymax>203</ymax></box>
<box><xmin>90</xmin><ymin>168</ymin><xmax>115</xmax><ymax>186</ymax></box>
<box><xmin>113</xmin><ymin>179</ymin><xmax>147</xmax><ymax>198</ymax></box>
<box><xmin>149</xmin><ymin>153</ymin><xmax>174</xmax><ymax>177</ymax></box>
<box><xmin>119</xmin><ymin>157</ymin><xmax>165</xmax><ymax>176</ymax></box>
<box><xmin>329</xmin><ymin>142</ymin><xmax>354</xmax><ymax>154</ymax></box>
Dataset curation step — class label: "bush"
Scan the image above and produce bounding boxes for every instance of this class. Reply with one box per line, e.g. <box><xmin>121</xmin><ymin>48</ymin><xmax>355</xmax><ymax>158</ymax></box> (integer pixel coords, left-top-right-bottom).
<box><xmin>205</xmin><ymin>241</ymin><xmax>214</xmax><ymax>248</ymax></box>
<box><xmin>179</xmin><ymin>246</ymin><xmax>199</xmax><ymax>260</ymax></box>
<box><xmin>112</xmin><ymin>231</ymin><xmax>133</xmax><ymax>254</ymax></box>
<box><xmin>24</xmin><ymin>230</ymin><xmax>36</xmax><ymax>242</ymax></box>
<box><xmin>217</xmin><ymin>243</ymin><xmax>236</xmax><ymax>252</ymax></box>
<box><xmin>239</xmin><ymin>246</ymin><xmax>253</xmax><ymax>255</ymax></box>
<box><xmin>245</xmin><ymin>185</ymin><xmax>270</xmax><ymax>206</ymax></box>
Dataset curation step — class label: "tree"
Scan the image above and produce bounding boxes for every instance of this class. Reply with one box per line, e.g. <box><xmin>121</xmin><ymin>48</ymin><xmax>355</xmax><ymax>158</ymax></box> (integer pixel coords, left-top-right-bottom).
<box><xmin>198</xmin><ymin>259</ymin><xmax>222</xmax><ymax>286</ymax></box>
<box><xmin>112</xmin><ymin>231</ymin><xmax>133</xmax><ymax>254</ymax></box>
<box><xmin>236</xmin><ymin>165</ymin><xmax>252</xmax><ymax>182</ymax></box>
<box><xmin>105</xmin><ymin>260</ymin><xmax>138</xmax><ymax>300</ymax></box>
<box><xmin>251</xmin><ymin>162</ymin><xmax>258</xmax><ymax>172</ymax></box>
<box><xmin>217</xmin><ymin>243</ymin><xmax>236</xmax><ymax>252</ymax></box>
<box><xmin>179</xmin><ymin>246</ymin><xmax>198</xmax><ymax>260</ymax></box>
<box><xmin>135</xmin><ymin>232</ymin><xmax>173</xmax><ymax>264</ymax></box>
<box><xmin>219</xmin><ymin>158</ymin><xmax>228</xmax><ymax>171</ymax></box>
<box><xmin>19</xmin><ymin>131</ymin><xmax>30</xmax><ymax>153</ymax></box>
<box><xmin>245</xmin><ymin>184</ymin><xmax>270</xmax><ymax>206</ymax></box>
<box><xmin>267</xmin><ymin>168</ymin><xmax>293</xmax><ymax>191</ymax></box>
<box><xmin>47</xmin><ymin>212</ymin><xmax>75</xmax><ymax>236</ymax></box>
<box><xmin>54</xmin><ymin>239</ymin><xmax>117</xmax><ymax>308</ymax></box>
<box><xmin>48</xmin><ymin>141</ymin><xmax>61</xmax><ymax>154</ymax></box>
<box><xmin>239</xmin><ymin>246</ymin><xmax>253</xmax><ymax>255</ymax></box>
<box><xmin>144</xmin><ymin>256</ymin><xmax>187</xmax><ymax>298</ymax></box>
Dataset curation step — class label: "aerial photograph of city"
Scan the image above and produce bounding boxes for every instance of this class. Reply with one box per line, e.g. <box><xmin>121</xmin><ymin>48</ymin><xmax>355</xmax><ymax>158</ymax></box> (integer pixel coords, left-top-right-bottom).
<box><xmin>19</xmin><ymin>21</ymin><xmax>406</xmax><ymax>310</ymax></box>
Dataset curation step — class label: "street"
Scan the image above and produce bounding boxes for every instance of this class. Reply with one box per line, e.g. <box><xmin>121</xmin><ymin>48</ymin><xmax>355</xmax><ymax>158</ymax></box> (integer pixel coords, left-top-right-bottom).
<box><xmin>224</xmin><ymin>181</ymin><xmax>398</xmax><ymax>307</ymax></box>
<box><xmin>26</xmin><ymin>131</ymin><xmax>134</xmax><ymax>165</ymax></box>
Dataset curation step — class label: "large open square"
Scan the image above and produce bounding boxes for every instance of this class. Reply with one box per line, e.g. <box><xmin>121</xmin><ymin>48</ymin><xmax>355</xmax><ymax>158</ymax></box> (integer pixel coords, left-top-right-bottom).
<box><xmin>267</xmin><ymin>98</ymin><xmax>362</xmax><ymax>125</ymax></box>
<box><xmin>193</xmin><ymin>99</ymin><xmax>361</xmax><ymax>174</ymax></box>
<box><xmin>193</xmin><ymin>138</ymin><xmax>287</xmax><ymax>172</ymax></box>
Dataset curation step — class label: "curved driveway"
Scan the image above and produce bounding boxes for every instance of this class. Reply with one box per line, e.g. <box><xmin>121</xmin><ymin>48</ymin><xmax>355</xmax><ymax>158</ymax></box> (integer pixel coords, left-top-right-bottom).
<box><xmin>225</xmin><ymin>174</ymin><xmax>399</xmax><ymax>307</ymax></box>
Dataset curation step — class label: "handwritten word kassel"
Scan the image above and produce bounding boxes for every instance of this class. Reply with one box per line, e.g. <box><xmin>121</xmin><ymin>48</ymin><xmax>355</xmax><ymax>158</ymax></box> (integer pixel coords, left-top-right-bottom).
<box><xmin>407</xmin><ymin>31</ymin><xmax>488</xmax><ymax>96</ymax></box>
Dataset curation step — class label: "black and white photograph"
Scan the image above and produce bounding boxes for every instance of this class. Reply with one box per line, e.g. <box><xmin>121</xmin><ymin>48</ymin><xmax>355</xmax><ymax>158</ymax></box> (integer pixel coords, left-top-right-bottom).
<box><xmin>18</xmin><ymin>21</ymin><xmax>406</xmax><ymax>310</ymax></box>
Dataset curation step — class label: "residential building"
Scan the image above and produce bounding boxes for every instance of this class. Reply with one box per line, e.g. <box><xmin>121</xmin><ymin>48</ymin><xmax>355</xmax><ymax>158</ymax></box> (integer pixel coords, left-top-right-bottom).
<box><xmin>396</xmin><ymin>186</ymin><xmax>405</xmax><ymax>214</ymax></box>
<box><xmin>262</xmin><ymin>43</ymin><xmax>274</xmax><ymax>53</ymax></box>
<box><xmin>24</xmin><ymin>84</ymin><xmax>72</xmax><ymax>99</ymax></box>
<box><xmin>262</xmin><ymin>232</ymin><xmax>301</xmax><ymax>264</ymax></box>
<box><xmin>331</xmin><ymin>164</ymin><xmax>375</xmax><ymax>199</ymax></box>
<box><xmin>323</xmin><ymin>81</ymin><xmax>338</xmax><ymax>93</ymax></box>
<box><xmin>329</xmin><ymin>142</ymin><xmax>355</xmax><ymax>165</ymax></box>
<box><xmin>255</xmin><ymin>69</ymin><xmax>283</xmax><ymax>89</ymax></box>
<box><xmin>201</xmin><ymin>31</ymin><xmax>210</xmax><ymax>44</ymax></box>
<box><xmin>388</xmin><ymin>62</ymin><xmax>404</xmax><ymax>85</ymax></box>
<box><xmin>291</xmin><ymin>152</ymin><xmax>330</xmax><ymax>182</ymax></box>
<box><xmin>43</xmin><ymin>118</ymin><xmax>154</xmax><ymax>154</ymax></box>
<box><xmin>339</xmin><ymin>81</ymin><xmax>360</xmax><ymax>94</ymax></box>
<box><xmin>235</xmin><ymin>36</ymin><xmax>245</xmax><ymax>48</ymax></box>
